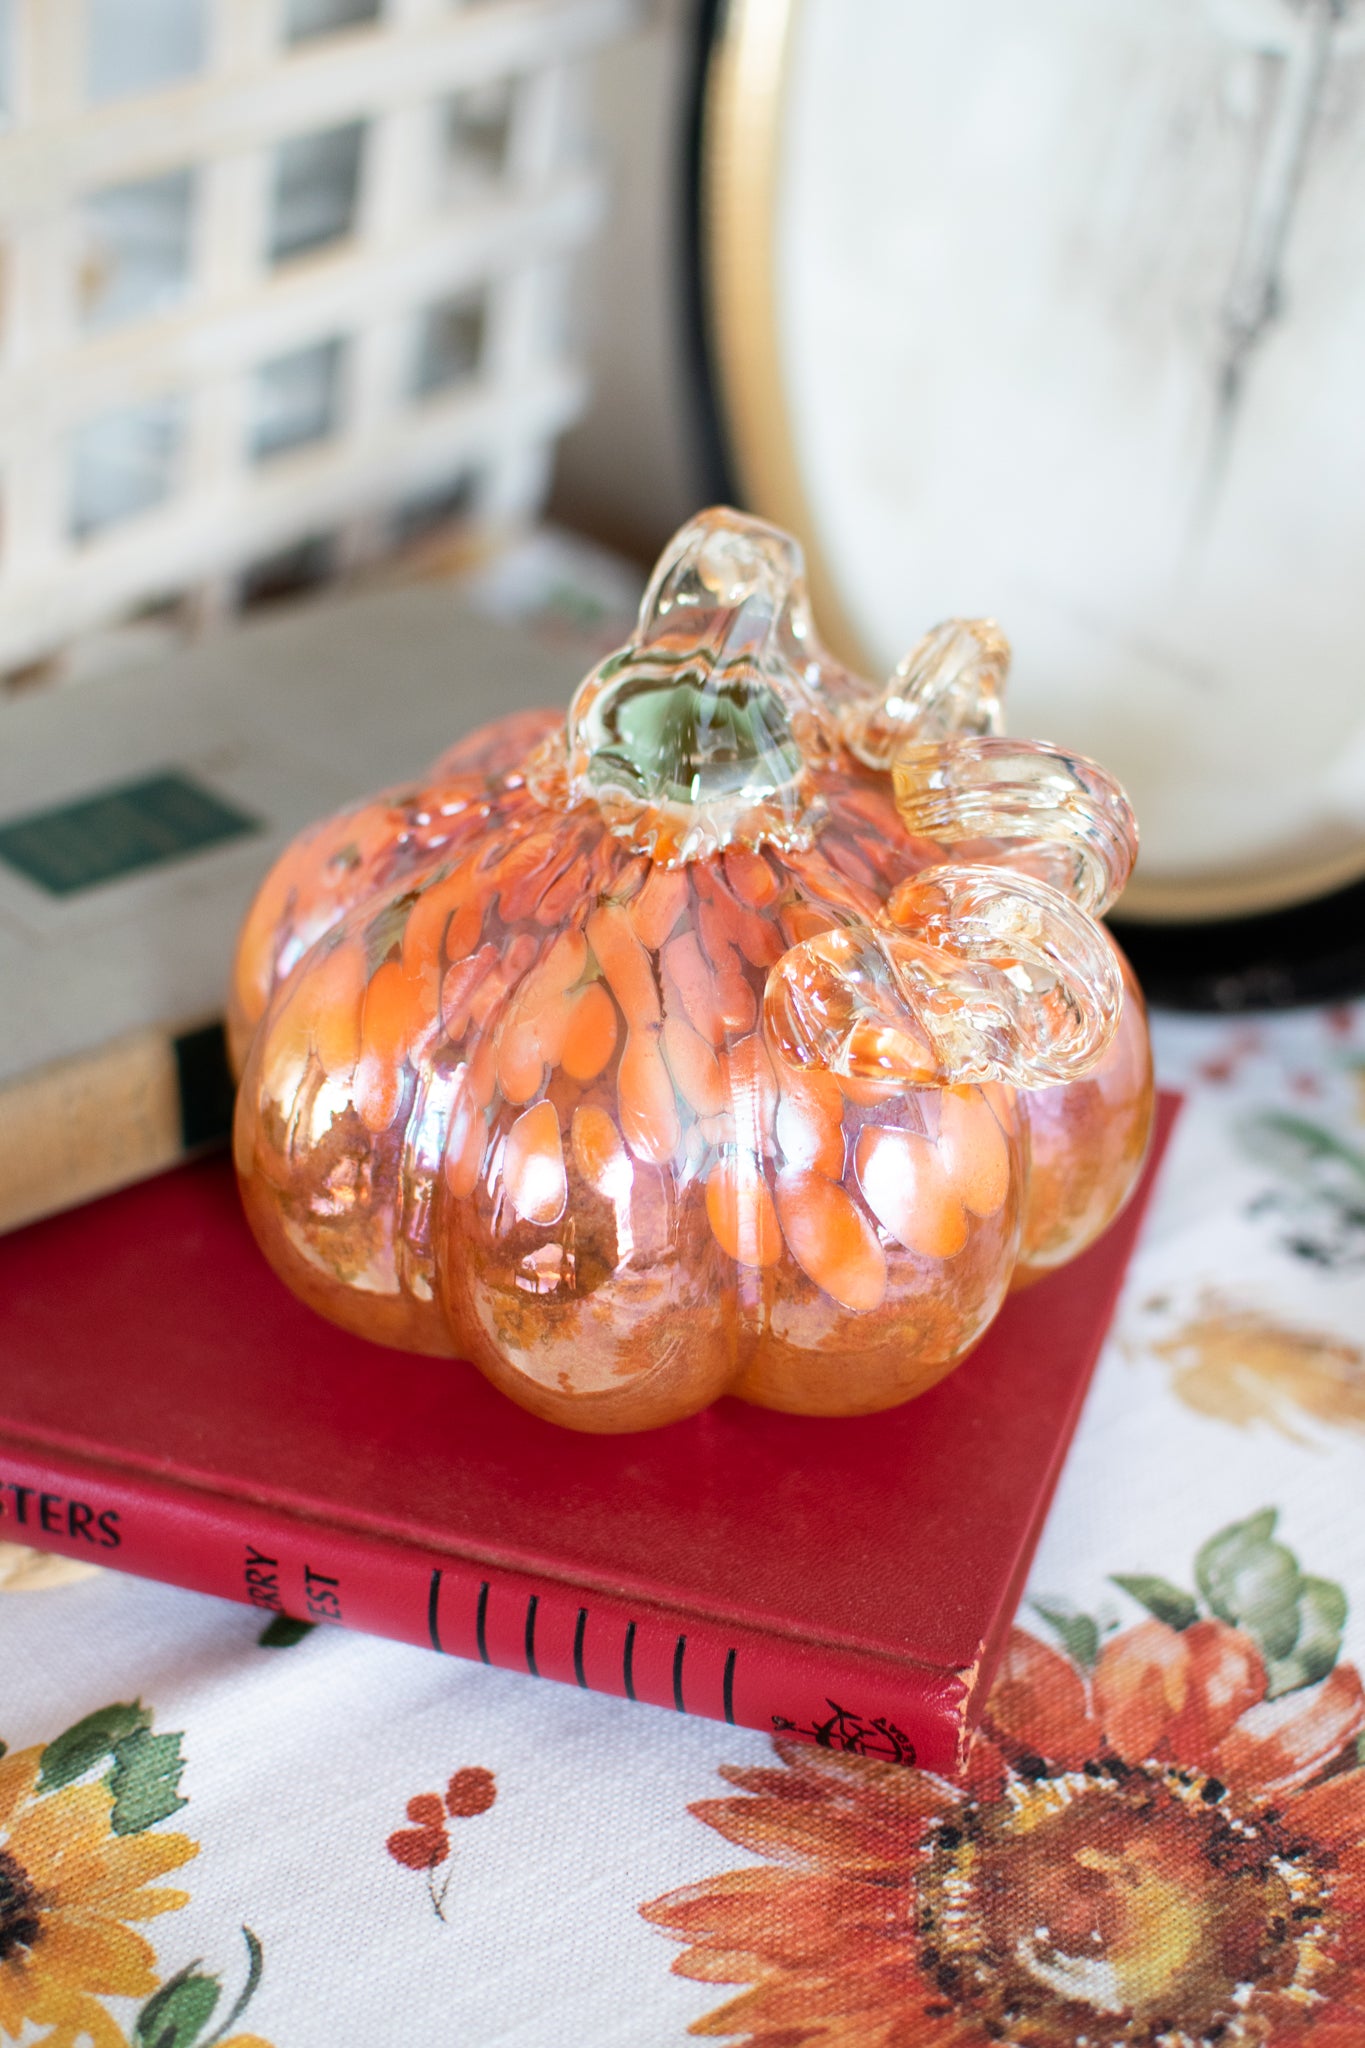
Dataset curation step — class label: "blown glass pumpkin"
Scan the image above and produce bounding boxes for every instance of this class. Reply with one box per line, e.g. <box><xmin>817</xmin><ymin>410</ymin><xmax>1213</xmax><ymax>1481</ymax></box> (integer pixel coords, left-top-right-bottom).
<box><xmin>229</xmin><ymin>509</ymin><xmax>1153</xmax><ymax>1431</ymax></box>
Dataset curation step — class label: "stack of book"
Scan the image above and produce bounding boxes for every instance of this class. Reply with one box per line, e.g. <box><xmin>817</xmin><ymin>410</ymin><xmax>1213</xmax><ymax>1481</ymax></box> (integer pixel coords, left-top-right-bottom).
<box><xmin>0</xmin><ymin>582</ymin><xmax>1174</xmax><ymax>1770</ymax></box>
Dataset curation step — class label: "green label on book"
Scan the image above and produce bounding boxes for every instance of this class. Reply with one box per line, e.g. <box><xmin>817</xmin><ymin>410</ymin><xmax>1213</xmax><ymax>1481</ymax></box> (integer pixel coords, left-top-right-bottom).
<box><xmin>0</xmin><ymin>772</ymin><xmax>259</xmax><ymax>896</ymax></box>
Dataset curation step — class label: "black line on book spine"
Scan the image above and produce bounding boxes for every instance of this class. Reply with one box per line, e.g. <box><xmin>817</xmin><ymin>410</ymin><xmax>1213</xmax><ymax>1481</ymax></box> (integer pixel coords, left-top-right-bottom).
<box><xmin>673</xmin><ymin>1633</ymin><xmax>687</xmax><ymax>1713</ymax></box>
<box><xmin>524</xmin><ymin>1593</ymin><xmax>539</xmax><ymax>1676</ymax></box>
<box><xmin>723</xmin><ymin>1647</ymin><xmax>737</xmax><ymax>1725</ymax></box>
<box><xmin>428</xmin><ymin>1568</ymin><xmax>443</xmax><ymax>1655</ymax></box>
<box><xmin>573</xmin><ymin>1606</ymin><xmax>588</xmax><ymax>1688</ymax></box>
<box><xmin>623</xmin><ymin>1621</ymin><xmax>637</xmax><ymax>1701</ymax></box>
<box><xmin>475</xmin><ymin>1581</ymin><xmax>490</xmax><ymax>1665</ymax></box>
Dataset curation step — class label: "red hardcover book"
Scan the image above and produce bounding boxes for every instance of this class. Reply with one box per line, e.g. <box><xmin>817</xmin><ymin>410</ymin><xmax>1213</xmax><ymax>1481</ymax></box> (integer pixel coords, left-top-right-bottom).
<box><xmin>0</xmin><ymin>1100</ymin><xmax>1175</xmax><ymax>1772</ymax></box>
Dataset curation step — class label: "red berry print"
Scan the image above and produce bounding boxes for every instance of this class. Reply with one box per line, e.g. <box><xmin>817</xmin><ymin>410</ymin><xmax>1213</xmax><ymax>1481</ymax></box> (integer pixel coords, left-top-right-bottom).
<box><xmin>446</xmin><ymin>1767</ymin><xmax>497</xmax><ymax>1818</ymax></box>
<box><xmin>385</xmin><ymin>1766</ymin><xmax>498</xmax><ymax>1918</ymax></box>
<box><xmin>386</xmin><ymin>1823</ymin><xmax>450</xmax><ymax>1871</ymax></box>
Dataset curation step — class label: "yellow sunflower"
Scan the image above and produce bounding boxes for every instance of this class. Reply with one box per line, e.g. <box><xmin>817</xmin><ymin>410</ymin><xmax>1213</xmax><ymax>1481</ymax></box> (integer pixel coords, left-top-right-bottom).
<box><xmin>0</xmin><ymin>1543</ymin><xmax>100</xmax><ymax>1594</ymax></box>
<box><xmin>0</xmin><ymin>1742</ymin><xmax>197</xmax><ymax>2048</ymax></box>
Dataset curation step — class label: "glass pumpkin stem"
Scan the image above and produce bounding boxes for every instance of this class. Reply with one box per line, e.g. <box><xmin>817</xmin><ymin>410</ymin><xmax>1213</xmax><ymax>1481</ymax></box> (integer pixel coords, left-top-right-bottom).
<box><xmin>562</xmin><ymin>507</ymin><xmax>852</xmax><ymax>864</ymax></box>
<box><xmin>891</xmin><ymin>735</ymin><xmax>1139</xmax><ymax>916</ymax></box>
<box><xmin>846</xmin><ymin>618</ymin><xmax>1011</xmax><ymax>767</ymax></box>
<box><xmin>764</xmin><ymin>866</ymin><xmax>1123</xmax><ymax>1090</ymax></box>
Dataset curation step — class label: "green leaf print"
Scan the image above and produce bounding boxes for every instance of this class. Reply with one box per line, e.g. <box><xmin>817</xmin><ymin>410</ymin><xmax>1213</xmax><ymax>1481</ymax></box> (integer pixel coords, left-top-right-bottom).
<box><xmin>257</xmin><ymin>1614</ymin><xmax>315</xmax><ymax>1649</ymax></box>
<box><xmin>109</xmin><ymin>1727</ymin><xmax>189</xmax><ymax>1835</ymax></box>
<box><xmin>1030</xmin><ymin>1601</ymin><xmax>1101</xmax><ymax>1669</ymax></box>
<box><xmin>39</xmin><ymin>1700</ymin><xmax>152</xmax><ymax>1790</ymax></box>
<box><xmin>1240</xmin><ymin>1112</ymin><xmax>1365</xmax><ymax>1186</ymax></box>
<box><xmin>1195</xmin><ymin>1510</ymin><xmax>1303</xmax><ymax>1659</ymax></box>
<box><xmin>1265</xmin><ymin>1575</ymin><xmax>1348</xmax><ymax>1699</ymax></box>
<box><xmin>134</xmin><ymin>1967</ymin><xmax>220</xmax><ymax>2048</ymax></box>
<box><xmin>133</xmin><ymin>1929</ymin><xmax>267</xmax><ymax>2048</ymax></box>
<box><xmin>1111</xmin><ymin>1575</ymin><xmax>1199</xmax><ymax>1632</ymax></box>
<box><xmin>203</xmin><ymin>1928</ymin><xmax>265</xmax><ymax>2046</ymax></box>
<box><xmin>1186</xmin><ymin>1509</ymin><xmax>1350</xmax><ymax>1695</ymax></box>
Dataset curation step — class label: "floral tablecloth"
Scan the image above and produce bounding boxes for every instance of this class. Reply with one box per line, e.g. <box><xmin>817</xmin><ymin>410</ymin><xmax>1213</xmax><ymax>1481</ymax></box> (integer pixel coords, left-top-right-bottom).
<box><xmin>4</xmin><ymin>998</ymin><xmax>1365</xmax><ymax>2048</ymax></box>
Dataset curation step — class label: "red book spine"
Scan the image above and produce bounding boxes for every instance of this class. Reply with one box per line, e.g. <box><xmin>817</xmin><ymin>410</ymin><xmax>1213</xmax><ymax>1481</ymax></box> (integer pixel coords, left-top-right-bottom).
<box><xmin>0</xmin><ymin>1442</ymin><xmax>969</xmax><ymax>1773</ymax></box>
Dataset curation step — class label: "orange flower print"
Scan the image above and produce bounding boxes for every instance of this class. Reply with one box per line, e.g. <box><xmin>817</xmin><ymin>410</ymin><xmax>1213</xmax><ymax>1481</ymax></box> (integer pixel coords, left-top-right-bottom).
<box><xmin>1141</xmin><ymin>1293</ymin><xmax>1365</xmax><ymax>1442</ymax></box>
<box><xmin>386</xmin><ymin>1767</ymin><xmax>497</xmax><ymax>1919</ymax></box>
<box><xmin>643</xmin><ymin>1512</ymin><xmax>1365</xmax><ymax>2048</ymax></box>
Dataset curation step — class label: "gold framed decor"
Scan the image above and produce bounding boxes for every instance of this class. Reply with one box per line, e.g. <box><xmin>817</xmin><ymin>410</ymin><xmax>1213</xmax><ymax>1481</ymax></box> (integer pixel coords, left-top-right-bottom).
<box><xmin>695</xmin><ymin>0</ymin><xmax>1365</xmax><ymax>1003</ymax></box>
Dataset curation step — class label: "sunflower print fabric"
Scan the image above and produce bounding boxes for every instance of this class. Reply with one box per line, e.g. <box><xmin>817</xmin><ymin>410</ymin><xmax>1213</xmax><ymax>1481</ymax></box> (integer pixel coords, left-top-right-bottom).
<box><xmin>0</xmin><ymin>1001</ymin><xmax>1363</xmax><ymax>2046</ymax></box>
<box><xmin>0</xmin><ymin>1704</ymin><xmax>272</xmax><ymax>2048</ymax></box>
<box><xmin>642</xmin><ymin>1510</ymin><xmax>1365</xmax><ymax>2047</ymax></box>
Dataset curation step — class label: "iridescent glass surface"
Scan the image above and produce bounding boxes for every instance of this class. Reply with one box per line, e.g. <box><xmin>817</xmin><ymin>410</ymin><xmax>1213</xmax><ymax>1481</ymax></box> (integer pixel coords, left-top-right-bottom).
<box><xmin>230</xmin><ymin>509</ymin><xmax>1153</xmax><ymax>1429</ymax></box>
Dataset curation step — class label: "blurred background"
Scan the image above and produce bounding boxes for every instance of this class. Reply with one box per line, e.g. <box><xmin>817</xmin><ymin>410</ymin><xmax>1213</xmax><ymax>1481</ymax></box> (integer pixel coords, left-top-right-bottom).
<box><xmin>547</xmin><ymin>0</ymin><xmax>703</xmax><ymax>557</ymax></box>
<box><xmin>0</xmin><ymin>0</ymin><xmax>700</xmax><ymax>682</ymax></box>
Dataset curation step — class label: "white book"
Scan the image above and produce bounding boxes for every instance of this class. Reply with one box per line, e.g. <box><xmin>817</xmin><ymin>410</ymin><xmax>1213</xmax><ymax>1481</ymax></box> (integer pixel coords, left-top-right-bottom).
<box><xmin>0</xmin><ymin>583</ymin><xmax>585</xmax><ymax>1232</ymax></box>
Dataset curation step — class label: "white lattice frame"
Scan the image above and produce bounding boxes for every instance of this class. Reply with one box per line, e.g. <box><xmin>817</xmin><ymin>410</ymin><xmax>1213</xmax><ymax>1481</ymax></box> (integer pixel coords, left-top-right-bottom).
<box><xmin>0</xmin><ymin>0</ymin><xmax>638</xmax><ymax>672</ymax></box>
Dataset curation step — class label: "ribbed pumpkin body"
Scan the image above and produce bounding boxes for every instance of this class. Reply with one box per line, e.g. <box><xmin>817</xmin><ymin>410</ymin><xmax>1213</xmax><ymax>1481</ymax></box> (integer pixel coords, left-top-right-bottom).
<box><xmin>230</xmin><ymin>512</ymin><xmax>1153</xmax><ymax>1430</ymax></box>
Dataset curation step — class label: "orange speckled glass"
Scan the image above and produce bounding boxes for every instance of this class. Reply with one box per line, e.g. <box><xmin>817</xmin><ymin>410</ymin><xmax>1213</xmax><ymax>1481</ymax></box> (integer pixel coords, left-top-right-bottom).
<box><xmin>229</xmin><ymin>509</ymin><xmax>1154</xmax><ymax>1431</ymax></box>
